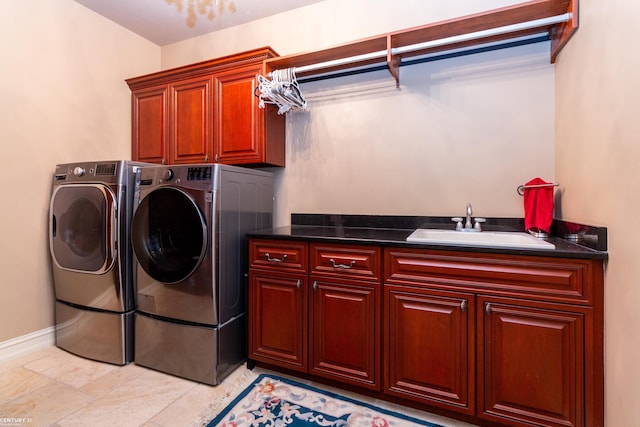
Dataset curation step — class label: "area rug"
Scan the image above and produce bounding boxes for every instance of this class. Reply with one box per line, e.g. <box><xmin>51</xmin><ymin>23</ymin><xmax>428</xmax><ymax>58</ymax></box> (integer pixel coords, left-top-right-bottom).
<box><xmin>206</xmin><ymin>374</ymin><xmax>443</xmax><ymax>427</ymax></box>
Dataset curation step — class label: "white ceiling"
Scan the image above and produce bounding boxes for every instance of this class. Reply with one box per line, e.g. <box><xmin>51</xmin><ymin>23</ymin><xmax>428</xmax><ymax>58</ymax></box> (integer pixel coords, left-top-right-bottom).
<box><xmin>74</xmin><ymin>0</ymin><xmax>325</xmax><ymax>46</ymax></box>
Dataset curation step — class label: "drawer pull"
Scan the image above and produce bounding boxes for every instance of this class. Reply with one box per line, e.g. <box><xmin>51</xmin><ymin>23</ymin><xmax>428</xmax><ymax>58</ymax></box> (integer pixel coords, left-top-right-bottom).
<box><xmin>265</xmin><ymin>253</ymin><xmax>287</xmax><ymax>263</ymax></box>
<box><xmin>329</xmin><ymin>258</ymin><xmax>356</xmax><ymax>269</ymax></box>
<box><xmin>461</xmin><ymin>300</ymin><xmax>467</xmax><ymax>312</ymax></box>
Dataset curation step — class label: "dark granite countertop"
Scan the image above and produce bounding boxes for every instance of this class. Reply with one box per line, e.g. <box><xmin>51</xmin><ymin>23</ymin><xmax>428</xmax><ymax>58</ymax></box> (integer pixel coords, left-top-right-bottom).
<box><xmin>247</xmin><ymin>214</ymin><xmax>608</xmax><ymax>260</ymax></box>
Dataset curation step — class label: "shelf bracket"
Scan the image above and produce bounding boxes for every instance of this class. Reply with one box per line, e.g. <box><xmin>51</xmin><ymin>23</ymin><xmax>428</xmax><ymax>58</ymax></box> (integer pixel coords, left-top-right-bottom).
<box><xmin>550</xmin><ymin>0</ymin><xmax>579</xmax><ymax>62</ymax></box>
<box><xmin>386</xmin><ymin>35</ymin><xmax>400</xmax><ymax>87</ymax></box>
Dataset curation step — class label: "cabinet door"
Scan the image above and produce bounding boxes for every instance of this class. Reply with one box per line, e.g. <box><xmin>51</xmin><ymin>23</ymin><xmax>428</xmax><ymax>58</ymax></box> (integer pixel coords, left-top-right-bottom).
<box><xmin>169</xmin><ymin>75</ymin><xmax>213</xmax><ymax>164</ymax></box>
<box><xmin>131</xmin><ymin>85</ymin><xmax>168</xmax><ymax>164</ymax></box>
<box><xmin>310</xmin><ymin>277</ymin><xmax>380</xmax><ymax>390</ymax></box>
<box><xmin>478</xmin><ymin>297</ymin><xmax>585</xmax><ymax>427</ymax></box>
<box><xmin>248</xmin><ymin>271</ymin><xmax>308</xmax><ymax>372</ymax></box>
<box><xmin>384</xmin><ymin>285</ymin><xmax>474</xmax><ymax>415</ymax></box>
<box><xmin>214</xmin><ymin>64</ymin><xmax>269</xmax><ymax>165</ymax></box>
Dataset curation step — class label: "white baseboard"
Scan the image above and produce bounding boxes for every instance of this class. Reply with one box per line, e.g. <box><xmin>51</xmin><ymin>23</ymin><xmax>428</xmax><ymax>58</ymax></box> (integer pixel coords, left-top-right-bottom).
<box><xmin>0</xmin><ymin>327</ymin><xmax>55</xmax><ymax>363</ymax></box>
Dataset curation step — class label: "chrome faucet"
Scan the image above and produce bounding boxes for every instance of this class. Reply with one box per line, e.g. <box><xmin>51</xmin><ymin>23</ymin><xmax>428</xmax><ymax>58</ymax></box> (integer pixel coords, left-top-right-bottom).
<box><xmin>465</xmin><ymin>203</ymin><xmax>473</xmax><ymax>230</ymax></box>
<box><xmin>452</xmin><ymin>203</ymin><xmax>486</xmax><ymax>232</ymax></box>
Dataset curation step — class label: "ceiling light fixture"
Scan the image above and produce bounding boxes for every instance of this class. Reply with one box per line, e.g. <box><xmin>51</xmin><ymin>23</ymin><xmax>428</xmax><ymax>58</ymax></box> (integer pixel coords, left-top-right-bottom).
<box><xmin>165</xmin><ymin>0</ymin><xmax>237</xmax><ymax>28</ymax></box>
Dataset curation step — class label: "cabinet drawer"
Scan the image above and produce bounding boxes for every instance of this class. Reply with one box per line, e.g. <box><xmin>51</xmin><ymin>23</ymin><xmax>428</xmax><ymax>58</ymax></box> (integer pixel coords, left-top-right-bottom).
<box><xmin>250</xmin><ymin>239</ymin><xmax>308</xmax><ymax>273</ymax></box>
<box><xmin>310</xmin><ymin>243</ymin><xmax>381</xmax><ymax>281</ymax></box>
<box><xmin>385</xmin><ymin>248</ymin><xmax>594</xmax><ymax>304</ymax></box>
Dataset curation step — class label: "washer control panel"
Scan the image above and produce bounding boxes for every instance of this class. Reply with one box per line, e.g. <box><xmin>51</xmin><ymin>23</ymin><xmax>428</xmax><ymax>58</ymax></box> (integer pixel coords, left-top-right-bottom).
<box><xmin>187</xmin><ymin>167</ymin><xmax>212</xmax><ymax>181</ymax></box>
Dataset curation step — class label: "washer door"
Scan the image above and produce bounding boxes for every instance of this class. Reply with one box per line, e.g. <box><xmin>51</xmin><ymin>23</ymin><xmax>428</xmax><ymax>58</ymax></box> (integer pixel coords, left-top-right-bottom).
<box><xmin>131</xmin><ymin>187</ymin><xmax>207</xmax><ymax>284</ymax></box>
<box><xmin>50</xmin><ymin>184</ymin><xmax>117</xmax><ymax>274</ymax></box>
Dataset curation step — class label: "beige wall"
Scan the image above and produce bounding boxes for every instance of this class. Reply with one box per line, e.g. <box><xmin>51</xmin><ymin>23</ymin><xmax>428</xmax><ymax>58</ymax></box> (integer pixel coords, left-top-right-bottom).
<box><xmin>0</xmin><ymin>0</ymin><xmax>160</xmax><ymax>342</ymax></box>
<box><xmin>556</xmin><ymin>0</ymin><xmax>639</xmax><ymax>424</ymax></box>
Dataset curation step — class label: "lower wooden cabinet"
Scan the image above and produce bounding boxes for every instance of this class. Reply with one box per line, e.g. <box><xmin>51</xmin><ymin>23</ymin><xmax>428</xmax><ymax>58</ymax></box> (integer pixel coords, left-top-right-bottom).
<box><xmin>384</xmin><ymin>247</ymin><xmax>603</xmax><ymax>427</ymax></box>
<box><xmin>248</xmin><ymin>240</ymin><xmax>604</xmax><ymax>427</ymax></box>
<box><xmin>248</xmin><ymin>272</ymin><xmax>307</xmax><ymax>372</ymax></box>
<box><xmin>248</xmin><ymin>240</ymin><xmax>381</xmax><ymax>389</ymax></box>
<box><xmin>384</xmin><ymin>285</ymin><xmax>474</xmax><ymax>415</ymax></box>
<box><xmin>311</xmin><ymin>277</ymin><xmax>380</xmax><ymax>390</ymax></box>
<box><xmin>478</xmin><ymin>296</ymin><xmax>585</xmax><ymax>427</ymax></box>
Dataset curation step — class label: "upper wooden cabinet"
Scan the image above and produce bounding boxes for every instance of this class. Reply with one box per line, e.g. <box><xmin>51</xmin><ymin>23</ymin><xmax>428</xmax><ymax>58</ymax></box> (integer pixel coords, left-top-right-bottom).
<box><xmin>170</xmin><ymin>75</ymin><xmax>213</xmax><ymax>164</ymax></box>
<box><xmin>130</xmin><ymin>85</ymin><xmax>167</xmax><ymax>164</ymax></box>
<box><xmin>126</xmin><ymin>47</ymin><xmax>285</xmax><ymax>167</ymax></box>
<box><xmin>214</xmin><ymin>63</ymin><xmax>284</xmax><ymax>166</ymax></box>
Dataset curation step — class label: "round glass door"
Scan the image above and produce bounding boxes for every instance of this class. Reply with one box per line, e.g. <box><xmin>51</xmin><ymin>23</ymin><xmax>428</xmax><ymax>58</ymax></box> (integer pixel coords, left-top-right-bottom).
<box><xmin>49</xmin><ymin>184</ymin><xmax>116</xmax><ymax>273</ymax></box>
<box><xmin>131</xmin><ymin>187</ymin><xmax>207</xmax><ymax>284</ymax></box>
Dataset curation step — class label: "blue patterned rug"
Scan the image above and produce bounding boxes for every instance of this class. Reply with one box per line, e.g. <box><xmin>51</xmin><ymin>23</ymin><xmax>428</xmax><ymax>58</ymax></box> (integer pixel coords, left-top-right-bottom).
<box><xmin>207</xmin><ymin>374</ymin><xmax>443</xmax><ymax>427</ymax></box>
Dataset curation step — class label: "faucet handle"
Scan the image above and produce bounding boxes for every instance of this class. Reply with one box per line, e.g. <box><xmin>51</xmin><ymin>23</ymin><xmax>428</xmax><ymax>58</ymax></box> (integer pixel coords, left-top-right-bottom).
<box><xmin>451</xmin><ymin>217</ymin><xmax>463</xmax><ymax>231</ymax></box>
<box><xmin>474</xmin><ymin>217</ymin><xmax>486</xmax><ymax>231</ymax></box>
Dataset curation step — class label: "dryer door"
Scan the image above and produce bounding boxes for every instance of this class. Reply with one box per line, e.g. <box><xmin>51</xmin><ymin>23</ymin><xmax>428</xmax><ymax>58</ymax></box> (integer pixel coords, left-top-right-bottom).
<box><xmin>50</xmin><ymin>184</ymin><xmax>117</xmax><ymax>274</ymax></box>
<box><xmin>131</xmin><ymin>187</ymin><xmax>207</xmax><ymax>284</ymax></box>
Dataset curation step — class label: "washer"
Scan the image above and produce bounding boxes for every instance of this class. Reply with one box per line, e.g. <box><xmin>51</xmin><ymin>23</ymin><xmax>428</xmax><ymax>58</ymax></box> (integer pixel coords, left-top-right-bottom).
<box><xmin>131</xmin><ymin>164</ymin><xmax>273</xmax><ymax>385</ymax></box>
<box><xmin>49</xmin><ymin>160</ymin><xmax>145</xmax><ymax>365</ymax></box>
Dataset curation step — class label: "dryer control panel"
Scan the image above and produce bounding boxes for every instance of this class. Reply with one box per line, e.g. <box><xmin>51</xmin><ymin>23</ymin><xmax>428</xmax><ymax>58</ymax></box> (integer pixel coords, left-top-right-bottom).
<box><xmin>187</xmin><ymin>167</ymin><xmax>212</xmax><ymax>181</ymax></box>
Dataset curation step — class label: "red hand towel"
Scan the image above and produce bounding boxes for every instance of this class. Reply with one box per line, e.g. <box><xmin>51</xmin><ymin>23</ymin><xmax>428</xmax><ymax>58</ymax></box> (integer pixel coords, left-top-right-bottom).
<box><xmin>523</xmin><ymin>177</ymin><xmax>554</xmax><ymax>233</ymax></box>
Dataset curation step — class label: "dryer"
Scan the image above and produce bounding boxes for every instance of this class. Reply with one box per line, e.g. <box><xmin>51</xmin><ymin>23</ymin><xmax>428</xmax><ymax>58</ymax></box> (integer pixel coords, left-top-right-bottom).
<box><xmin>131</xmin><ymin>164</ymin><xmax>273</xmax><ymax>385</ymax></box>
<box><xmin>49</xmin><ymin>160</ymin><xmax>144</xmax><ymax>365</ymax></box>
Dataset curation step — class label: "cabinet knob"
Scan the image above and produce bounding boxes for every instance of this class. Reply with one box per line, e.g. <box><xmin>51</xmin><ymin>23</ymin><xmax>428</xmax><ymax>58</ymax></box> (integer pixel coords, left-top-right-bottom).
<box><xmin>461</xmin><ymin>300</ymin><xmax>467</xmax><ymax>312</ymax></box>
<box><xmin>296</xmin><ymin>279</ymin><xmax>301</xmax><ymax>289</ymax></box>
<box><xmin>485</xmin><ymin>303</ymin><xmax>492</xmax><ymax>314</ymax></box>
<box><xmin>313</xmin><ymin>281</ymin><xmax>318</xmax><ymax>291</ymax></box>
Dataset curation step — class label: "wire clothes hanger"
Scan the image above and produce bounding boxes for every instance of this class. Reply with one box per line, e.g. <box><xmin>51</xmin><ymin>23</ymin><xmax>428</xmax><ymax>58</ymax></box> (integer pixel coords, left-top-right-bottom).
<box><xmin>255</xmin><ymin>68</ymin><xmax>307</xmax><ymax>114</ymax></box>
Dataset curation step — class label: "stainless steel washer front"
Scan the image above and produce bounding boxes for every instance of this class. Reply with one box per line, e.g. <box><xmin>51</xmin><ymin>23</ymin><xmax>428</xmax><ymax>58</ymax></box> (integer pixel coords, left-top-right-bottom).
<box><xmin>49</xmin><ymin>160</ymin><xmax>145</xmax><ymax>365</ymax></box>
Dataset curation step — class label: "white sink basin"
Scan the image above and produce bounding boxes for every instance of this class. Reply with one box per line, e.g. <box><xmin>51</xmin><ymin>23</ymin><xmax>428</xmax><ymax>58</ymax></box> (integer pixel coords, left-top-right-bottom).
<box><xmin>406</xmin><ymin>229</ymin><xmax>555</xmax><ymax>250</ymax></box>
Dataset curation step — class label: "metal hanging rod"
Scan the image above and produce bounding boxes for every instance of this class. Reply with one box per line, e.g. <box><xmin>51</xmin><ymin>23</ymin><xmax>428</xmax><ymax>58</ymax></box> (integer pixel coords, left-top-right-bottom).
<box><xmin>517</xmin><ymin>182</ymin><xmax>559</xmax><ymax>196</ymax></box>
<box><xmin>287</xmin><ymin>13</ymin><xmax>571</xmax><ymax>78</ymax></box>
<box><xmin>297</xmin><ymin>34</ymin><xmax>548</xmax><ymax>84</ymax></box>
<box><xmin>392</xmin><ymin>14</ymin><xmax>572</xmax><ymax>55</ymax></box>
<box><xmin>295</xmin><ymin>50</ymin><xmax>388</xmax><ymax>74</ymax></box>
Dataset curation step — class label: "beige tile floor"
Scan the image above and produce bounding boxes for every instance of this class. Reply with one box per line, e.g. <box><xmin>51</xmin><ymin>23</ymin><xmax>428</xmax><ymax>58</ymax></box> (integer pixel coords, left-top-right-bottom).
<box><xmin>0</xmin><ymin>346</ymin><xmax>478</xmax><ymax>427</ymax></box>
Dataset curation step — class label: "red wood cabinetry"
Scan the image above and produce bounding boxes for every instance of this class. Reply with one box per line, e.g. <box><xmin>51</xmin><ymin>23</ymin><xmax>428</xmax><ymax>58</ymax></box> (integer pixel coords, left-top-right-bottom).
<box><xmin>384</xmin><ymin>285</ymin><xmax>474</xmax><ymax>415</ymax></box>
<box><xmin>170</xmin><ymin>75</ymin><xmax>213</xmax><ymax>164</ymax></box>
<box><xmin>248</xmin><ymin>241</ymin><xmax>604</xmax><ymax>427</ymax></box>
<box><xmin>384</xmin><ymin>248</ymin><xmax>604</xmax><ymax>427</ymax></box>
<box><xmin>478</xmin><ymin>296</ymin><xmax>585</xmax><ymax>427</ymax></box>
<box><xmin>127</xmin><ymin>47</ymin><xmax>285</xmax><ymax>167</ymax></box>
<box><xmin>309</xmin><ymin>243</ymin><xmax>381</xmax><ymax>390</ymax></box>
<box><xmin>131</xmin><ymin>85</ymin><xmax>167</xmax><ymax>164</ymax></box>
<box><xmin>248</xmin><ymin>240</ymin><xmax>382</xmax><ymax>390</ymax></box>
<box><xmin>248</xmin><ymin>239</ymin><xmax>308</xmax><ymax>372</ymax></box>
<box><xmin>214</xmin><ymin>62</ymin><xmax>284</xmax><ymax>166</ymax></box>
